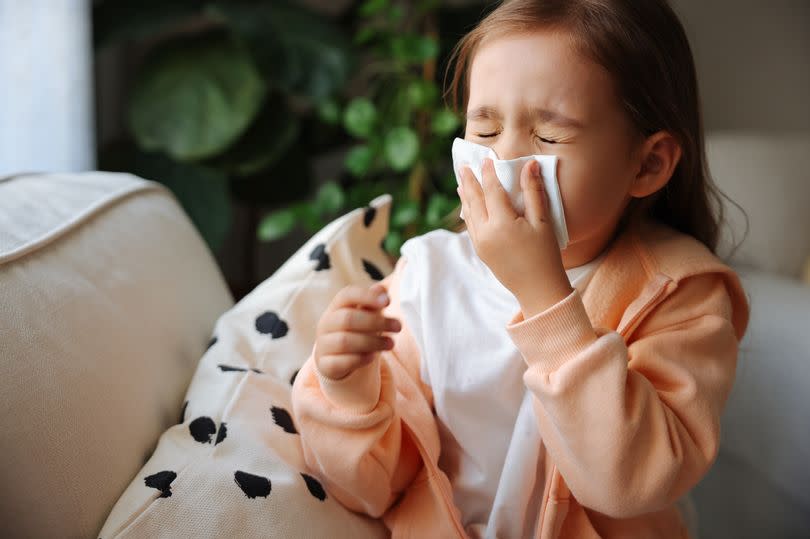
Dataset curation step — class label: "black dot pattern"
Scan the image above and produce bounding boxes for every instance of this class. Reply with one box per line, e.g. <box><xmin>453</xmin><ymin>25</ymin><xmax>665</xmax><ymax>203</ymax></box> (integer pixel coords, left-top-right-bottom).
<box><xmin>234</xmin><ymin>471</ymin><xmax>271</xmax><ymax>499</ymax></box>
<box><xmin>144</xmin><ymin>470</ymin><xmax>177</xmax><ymax>498</ymax></box>
<box><xmin>363</xmin><ymin>259</ymin><xmax>384</xmax><ymax>281</ymax></box>
<box><xmin>289</xmin><ymin>369</ymin><xmax>299</xmax><ymax>386</ymax></box>
<box><xmin>218</xmin><ymin>364</ymin><xmax>247</xmax><ymax>373</ymax></box>
<box><xmin>309</xmin><ymin>243</ymin><xmax>330</xmax><ymax>271</ymax></box>
<box><xmin>255</xmin><ymin>311</ymin><xmax>289</xmax><ymax>339</ymax></box>
<box><xmin>207</xmin><ymin>336</ymin><xmax>218</xmax><ymax>350</ymax></box>
<box><xmin>189</xmin><ymin>417</ymin><xmax>217</xmax><ymax>444</ymax></box>
<box><xmin>301</xmin><ymin>473</ymin><xmax>327</xmax><ymax>501</ymax></box>
<box><xmin>218</xmin><ymin>364</ymin><xmax>264</xmax><ymax>374</ymax></box>
<box><xmin>363</xmin><ymin>206</ymin><xmax>376</xmax><ymax>227</ymax></box>
<box><xmin>215</xmin><ymin>422</ymin><xmax>228</xmax><ymax>445</ymax></box>
<box><xmin>271</xmin><ymin>406</ymin><xmax>297</xmax><ymax>434</ymax></box>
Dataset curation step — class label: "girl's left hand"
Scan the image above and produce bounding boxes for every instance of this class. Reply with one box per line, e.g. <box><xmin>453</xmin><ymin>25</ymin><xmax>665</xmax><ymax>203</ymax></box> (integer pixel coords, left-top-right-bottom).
<box><xmin>457</xmin><ymin>157</ymin><xmax>573</xmax><ymax>317</ymax></box>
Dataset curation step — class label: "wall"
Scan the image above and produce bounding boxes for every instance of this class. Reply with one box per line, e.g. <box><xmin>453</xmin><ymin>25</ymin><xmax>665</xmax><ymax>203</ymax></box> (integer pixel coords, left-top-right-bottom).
<box><xmin>671</xmin><ymin>0</ymin><xmax>810</xmax><ymax>132</ymax></box>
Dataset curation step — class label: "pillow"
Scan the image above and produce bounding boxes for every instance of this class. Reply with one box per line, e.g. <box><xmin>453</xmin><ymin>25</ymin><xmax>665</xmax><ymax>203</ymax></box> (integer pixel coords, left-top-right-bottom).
<box><xmin>99</xmin><ymin>194</ymin><xmax>394</xmax><ymax>538</ymax></box>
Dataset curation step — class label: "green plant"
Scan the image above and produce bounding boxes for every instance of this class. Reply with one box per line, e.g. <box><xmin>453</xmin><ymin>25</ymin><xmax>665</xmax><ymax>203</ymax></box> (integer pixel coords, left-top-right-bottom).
<box><xmin>95</xmin><ymin>0</ymin><xmax>485</xmax><ymax>262</ymax></box>
<box><xmin>93</xmin><ymin>0</ymin><xmax>355</xmax><ymax>251</ymax></box>
<box><xmin>257</xmin><ymin>0</ymin><xmax>467</xmax><ymax>256</ymax></box>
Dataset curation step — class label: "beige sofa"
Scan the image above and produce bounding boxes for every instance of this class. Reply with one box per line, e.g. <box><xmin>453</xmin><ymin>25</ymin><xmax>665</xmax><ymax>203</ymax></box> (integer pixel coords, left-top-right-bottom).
<box><xmin>1</xmin><ymin>132</ymin><xmax>808</xmax><ymax>538</ymax></box>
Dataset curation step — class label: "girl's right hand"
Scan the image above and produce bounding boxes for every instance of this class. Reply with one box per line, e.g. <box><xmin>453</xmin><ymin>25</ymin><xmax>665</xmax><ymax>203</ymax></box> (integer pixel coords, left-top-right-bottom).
<box><xmin>314</xmin><ymin>283</ymin><xmax>402</xmax><ymax>380</ymax></box>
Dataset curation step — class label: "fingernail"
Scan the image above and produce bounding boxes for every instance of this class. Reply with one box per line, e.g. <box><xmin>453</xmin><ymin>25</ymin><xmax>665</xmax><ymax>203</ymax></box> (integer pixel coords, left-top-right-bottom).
<box><xmin>377</xmin><ymin>293</ymin><xmax>389</xmax><ymax>305</ymax></box>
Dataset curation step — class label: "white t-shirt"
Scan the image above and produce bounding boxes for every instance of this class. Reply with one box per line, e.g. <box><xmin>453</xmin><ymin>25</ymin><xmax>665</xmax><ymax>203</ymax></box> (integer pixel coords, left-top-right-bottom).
<box><xmin>399</xmin><ymin>229</ymin><xmax>605</xmax><ymax>539</ymax></box>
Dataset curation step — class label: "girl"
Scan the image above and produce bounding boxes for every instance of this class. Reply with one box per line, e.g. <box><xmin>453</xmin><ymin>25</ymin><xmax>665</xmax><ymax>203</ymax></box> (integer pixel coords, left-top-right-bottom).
<box><xmin>291</xmin><ymin>1</ymin><xmax>750</xmax><ymax>537</ymax></box>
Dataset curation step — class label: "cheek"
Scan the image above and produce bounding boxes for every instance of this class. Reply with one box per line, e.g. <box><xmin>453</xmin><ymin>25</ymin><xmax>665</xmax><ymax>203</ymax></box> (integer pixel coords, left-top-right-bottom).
<box><xmin>556</xmin><ymin>154</ymin><xmax>633</xmax><ymax>237</ymax></box>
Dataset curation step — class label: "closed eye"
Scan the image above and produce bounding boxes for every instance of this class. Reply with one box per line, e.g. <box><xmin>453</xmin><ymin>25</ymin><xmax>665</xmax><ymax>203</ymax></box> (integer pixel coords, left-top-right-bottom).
<box><xmin>475</xmin><ymin>133</ymin><xmax>558</xmax><ymax>144</ymax></box>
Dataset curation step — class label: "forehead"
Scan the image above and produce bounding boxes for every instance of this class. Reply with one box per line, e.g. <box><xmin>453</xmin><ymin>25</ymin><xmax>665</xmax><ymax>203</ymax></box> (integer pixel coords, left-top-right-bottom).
<box><xmin>467</xmin><ymin>30</ymin><xmax>616</xmax><ymax>119</ymax></box>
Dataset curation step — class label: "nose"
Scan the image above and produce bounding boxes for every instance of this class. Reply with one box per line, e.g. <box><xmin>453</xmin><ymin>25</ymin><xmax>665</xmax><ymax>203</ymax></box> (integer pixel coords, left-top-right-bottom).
<box><xmin>490</xmin><ymin>130</ymin><xmax>533</xmax><ymax>161</ymax></box>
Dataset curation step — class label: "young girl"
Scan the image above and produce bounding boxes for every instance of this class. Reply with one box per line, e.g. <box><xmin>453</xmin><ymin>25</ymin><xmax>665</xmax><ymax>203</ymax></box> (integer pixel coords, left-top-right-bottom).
<box><xmin>291</xmin><ymin>1</ymin><xmax>750</xmax><ymax>537</ymax></box>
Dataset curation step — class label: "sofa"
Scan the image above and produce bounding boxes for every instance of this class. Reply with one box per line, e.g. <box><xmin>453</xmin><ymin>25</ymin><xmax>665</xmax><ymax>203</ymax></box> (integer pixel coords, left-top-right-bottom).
<box><xmin>1</xmin><ymin>132</ymin><xmax>808</xmax><ymax>538</ymax></box>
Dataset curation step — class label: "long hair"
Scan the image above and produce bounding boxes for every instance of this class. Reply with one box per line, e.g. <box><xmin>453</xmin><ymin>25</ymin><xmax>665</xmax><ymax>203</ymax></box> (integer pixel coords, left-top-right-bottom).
<box><xmin>443</xmin><ymin>0</ymin><xmax>747</xmax><ymax>255</ymax></box>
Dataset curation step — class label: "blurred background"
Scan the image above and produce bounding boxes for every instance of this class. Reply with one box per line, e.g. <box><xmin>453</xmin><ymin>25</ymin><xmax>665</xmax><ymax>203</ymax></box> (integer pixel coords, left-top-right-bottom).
<box><xmin>1</xmin><ymin>0</ymin><xmax>808</xmax><ymax>303</ymax></box>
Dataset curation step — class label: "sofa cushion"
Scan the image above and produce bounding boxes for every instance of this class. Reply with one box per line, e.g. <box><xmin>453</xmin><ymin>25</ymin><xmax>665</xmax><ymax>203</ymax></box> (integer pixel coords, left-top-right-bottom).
<box><xmin>98</xmin><ymin>194</ymin><xmax>393</xmax><ymax>538</ymax></box>
<box><xmin>692</xmin><ymin>265</ymin><xmax>810</xmax><ymax>538</ymax></box>
<box><xmin>0</xmin><ymin>172</ymin><xmax>234</xmax><ymax>538</ymax></box>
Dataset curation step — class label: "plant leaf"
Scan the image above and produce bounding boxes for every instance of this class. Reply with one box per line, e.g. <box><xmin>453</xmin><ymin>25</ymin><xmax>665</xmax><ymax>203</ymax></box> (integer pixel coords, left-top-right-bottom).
<box><xmin>292</xmin><ymin>204</ymin><xmax>322</xmax><ymax>232</ymax></box>
<box><xmin>317</xmin><ymin>99</ymin><xmax>341</xmax><ymax>125</ymax></box>
<box><xmin>314</xmin><ymin>180</ymin><xmax>346</xmax><ymax>215</ymax></box>
<box><xmin>128</xmin><ymin>30</ymin><xmax>266</xmax><ymax>161</ymax></box>
<box><xmin>431</xmin><ymin>108</ymin><xmax>461</xmax><ymax>136</ymax></box>
<box><xmin>425</xmin><ymin>192</ymin><xmax>457</xmax><ymax>226</ymax></box>
<box><xmin>258</xmin><ymin>208</ymin><xmax>297</xmax><ymax>241</ymax></box>
<box><xmin>405</xmin><ymin>79</ymin><xmax>439</xmax><ymax>109</ymax></box>
<box><xmin>345</xmin><ymin>145</ymin><xmax>375</xmax><ymax>177</ymax></box>
<box><xmin>389</xmin><ymin>34</ymin><xmax>438</xmax><ymax>64</ymax></box>
<box><xmin>384</xmin><ymin>126</ymin><xmax>419</xmax><ymax>171</ymax></box>
<box><xmin>383</xmin><ymin>228</ymin><xmax>403</xmax><ymax>254</ymax></box>
<box><xmin>343</xmin><ymin>97</ymin><xmax>377</xmax><ymax>138</ymax></box>
<box><xmin>391</xmin><ymin>199</ymin><xmax>420</xmax><ymax>227</ymax></box>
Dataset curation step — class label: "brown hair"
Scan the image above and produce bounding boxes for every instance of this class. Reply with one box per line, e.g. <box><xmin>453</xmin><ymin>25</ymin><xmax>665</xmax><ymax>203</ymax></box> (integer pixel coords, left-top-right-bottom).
<box><xmin>443</xmin><ymin>0</ymin><xmax>746</xmax><ymax>255</ymax></box>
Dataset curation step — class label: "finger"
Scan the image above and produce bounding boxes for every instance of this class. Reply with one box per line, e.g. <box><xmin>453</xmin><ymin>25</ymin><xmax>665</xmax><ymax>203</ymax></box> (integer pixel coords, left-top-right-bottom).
<box><xmin>322</xmin><ymin>307</ymin><xmax>402</xmax><ymax>334</ymax></box>
<box><xmin>330</xmin><ymin>284</ymin><xmax>389</xmax><ymax>312</ymax></box>
<box><xmin>318</xmin><ymin>352</ymin><xmax>378</xmax><ymax>380</ymax></box>
<box><xmin>319</xmin><ymin>331</ymin><xmax>394</xmax><ymax>356</ymax></box>
<box><xmin>521</xmin><ymin>160</ymin><xmax>548</xmax><ymax>227</ymax></box>
<box><xmin>459</xmin><ymin>165</ymin><xmax>488</xmax><ymax>221</ymax></box>
<box><xmin>481</xmin><ymin>158</ymin><xmax>516</xmax><ymax>220</ymax></box>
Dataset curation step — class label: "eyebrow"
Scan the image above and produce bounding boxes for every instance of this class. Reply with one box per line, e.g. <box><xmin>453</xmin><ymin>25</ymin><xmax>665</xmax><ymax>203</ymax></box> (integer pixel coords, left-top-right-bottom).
<box><xmin>466</xmin><ymin>105</ymin><xmax>584</xmax><ymax>129</ymax></box>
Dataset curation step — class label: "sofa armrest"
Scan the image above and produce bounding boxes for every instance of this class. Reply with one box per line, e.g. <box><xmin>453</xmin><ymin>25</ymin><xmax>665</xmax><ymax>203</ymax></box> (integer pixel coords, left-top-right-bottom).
<box><xmin>0</xmin><ymin>172</ymin><xmax>234</xmax><ymax>538</ymax></box>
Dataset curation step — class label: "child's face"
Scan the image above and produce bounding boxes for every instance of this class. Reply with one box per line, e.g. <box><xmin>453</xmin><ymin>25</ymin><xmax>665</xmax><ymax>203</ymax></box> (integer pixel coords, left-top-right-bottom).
<box><xmin>464</xmin><ymin>28</ymin><xmax>644</xmax><ymax>267</ymax></box>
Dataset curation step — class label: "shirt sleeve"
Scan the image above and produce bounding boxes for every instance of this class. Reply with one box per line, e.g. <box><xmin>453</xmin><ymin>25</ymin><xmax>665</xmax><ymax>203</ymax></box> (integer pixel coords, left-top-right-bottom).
<box><xmin>291</xmin><ymin>255</ymin><xmax>426</xmax><ymax>518</ymax></box>
<box><xmin>505</xmin><ymin>272</ymin><xmax>746</xmax><ymax>519</ymax></box>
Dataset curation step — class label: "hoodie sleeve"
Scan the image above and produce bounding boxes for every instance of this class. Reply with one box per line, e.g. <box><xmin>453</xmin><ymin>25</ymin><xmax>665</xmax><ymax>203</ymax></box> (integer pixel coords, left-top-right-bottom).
<box><xmin>290</xmin><ymin>256</ymin><xmax>428</xmax><ymax>518</ymax></box>
<box><xmin>505</xmin><ymin>271</ymin><xmax>748</xmax><ymax>519</ymax></box>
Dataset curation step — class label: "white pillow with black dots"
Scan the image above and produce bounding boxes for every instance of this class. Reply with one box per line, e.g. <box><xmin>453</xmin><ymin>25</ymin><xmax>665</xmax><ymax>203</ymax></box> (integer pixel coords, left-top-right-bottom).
<box><xmin>98</xmin><ymin>195</ymin><xmax>394</xmax><ymax>538</ymax></box>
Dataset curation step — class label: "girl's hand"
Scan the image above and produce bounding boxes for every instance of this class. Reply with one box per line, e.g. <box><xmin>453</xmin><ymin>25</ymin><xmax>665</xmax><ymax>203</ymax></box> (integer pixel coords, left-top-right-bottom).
<box><xmin>457</xmin><ymin>158</ymin><xmax>573</xmax><ymax>317</ymax></box>
<box><xmin>314</xmin><ymin>283</ymin><xmax>402</xmax><ymax>380</ymax></box>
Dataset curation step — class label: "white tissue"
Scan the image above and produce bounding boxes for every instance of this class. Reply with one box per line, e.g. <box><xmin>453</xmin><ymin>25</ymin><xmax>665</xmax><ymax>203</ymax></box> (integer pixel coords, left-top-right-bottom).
<box><xmin>452</xmin><ymin>137</ymin><xmax>569</xmax><ymax>249</ymax></box>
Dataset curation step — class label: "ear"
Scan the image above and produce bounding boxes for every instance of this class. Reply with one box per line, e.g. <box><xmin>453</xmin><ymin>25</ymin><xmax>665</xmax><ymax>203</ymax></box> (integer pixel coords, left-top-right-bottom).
<box><xmin>629</xmin><ymin>131</ymin><xmax>682</xmax><ymax>198</ymax></box>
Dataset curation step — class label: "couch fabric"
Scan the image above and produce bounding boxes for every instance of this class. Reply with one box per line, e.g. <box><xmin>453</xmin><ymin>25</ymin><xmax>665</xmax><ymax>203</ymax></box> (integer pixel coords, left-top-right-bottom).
<box><xmin>0</xmin><ymin>172</ymin><xmax>234</xmax><ymax>538</ymax></box>
<box><xmin>691</xmin><ymin>265</ymin><xmax>810</xmax><ymax>539</ymax></box>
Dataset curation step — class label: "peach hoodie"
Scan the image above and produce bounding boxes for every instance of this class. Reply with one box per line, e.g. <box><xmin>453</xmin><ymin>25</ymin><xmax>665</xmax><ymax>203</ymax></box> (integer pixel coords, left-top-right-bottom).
<box><xmin>291</xmin><ymin>217</ymin><xmax>750</xmax><ymax>538</ymax></box>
